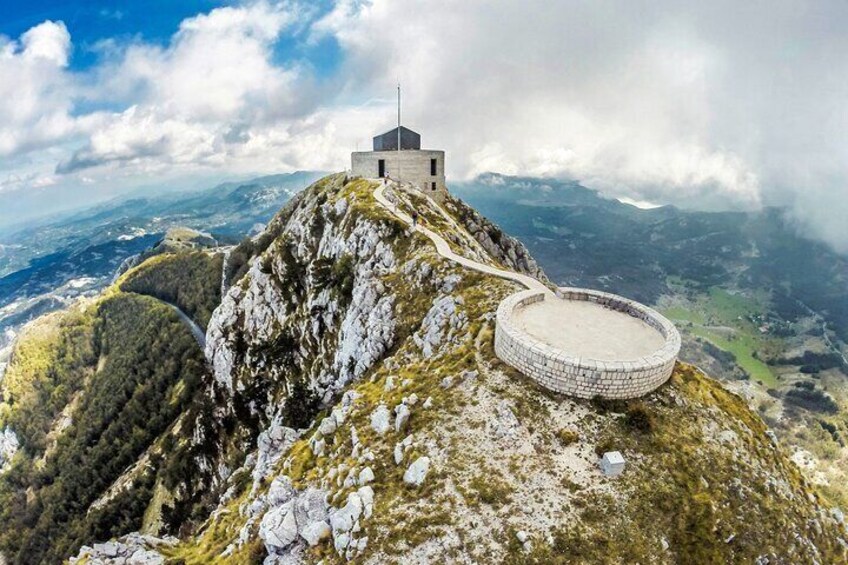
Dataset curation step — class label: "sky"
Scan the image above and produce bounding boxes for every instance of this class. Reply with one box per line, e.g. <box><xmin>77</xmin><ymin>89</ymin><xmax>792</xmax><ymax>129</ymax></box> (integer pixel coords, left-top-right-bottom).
<box><xmin>0</xmin><ymin>1</ymin><xmax>846</xmax><ymax>252</ymax></box>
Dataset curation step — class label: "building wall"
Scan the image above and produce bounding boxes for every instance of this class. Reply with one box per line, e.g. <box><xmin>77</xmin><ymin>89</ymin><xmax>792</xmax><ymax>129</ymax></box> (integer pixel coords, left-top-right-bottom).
<box><xmin>351</xmin><ymin>150</ymin><xmax>446</xmax><ymax>200</ymax></box>
<box><xmin>494</xmin><ymin>288</ymin><xmax>681</xmax><ymax>399</ymax></box>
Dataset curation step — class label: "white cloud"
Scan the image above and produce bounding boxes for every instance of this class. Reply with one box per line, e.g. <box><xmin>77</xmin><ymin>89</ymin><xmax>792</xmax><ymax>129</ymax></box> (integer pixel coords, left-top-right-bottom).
<box><xmin>0</xmin><ymin>20</ymin><xmax>76</xmax><ymax>156</ymax></box>
<box><xmin>2</xmin><ymin>0</ymin><xmax>848</xmax><ymax>252</ymax></box>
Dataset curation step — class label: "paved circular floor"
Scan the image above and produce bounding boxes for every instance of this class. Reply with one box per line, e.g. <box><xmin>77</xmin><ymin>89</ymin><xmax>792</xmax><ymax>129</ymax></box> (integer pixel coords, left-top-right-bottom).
<box><xmin>514</xmin><ymin>297</ymin><xmax>666</xmax><ymax>361</ymax></box>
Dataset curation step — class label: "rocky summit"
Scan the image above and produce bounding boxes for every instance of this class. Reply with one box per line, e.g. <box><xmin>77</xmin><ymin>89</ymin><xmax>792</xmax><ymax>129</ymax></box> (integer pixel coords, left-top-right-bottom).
<box><xmin>0</xmin><ymin>173</ymin><xmax>846</xmax><ymax>564</ymax></box>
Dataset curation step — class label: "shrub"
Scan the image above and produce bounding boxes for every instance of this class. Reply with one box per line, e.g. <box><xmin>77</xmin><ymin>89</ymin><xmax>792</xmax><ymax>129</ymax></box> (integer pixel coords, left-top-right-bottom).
<box><xmin>556</xmin><ymin>429</ymin><xmax>579</xmax><ymax>446</ymax></box>
<box><xmin>624</xmin><ymin>403</ymin><xmax>655</xmax><ymax>433</ymax></box>
<box><xmin>590</xmin><ymin>396</ymin><xmax>628</xmax><ymax>414</ymax></box>
<box><xmin>283</xmin><ymin>379</ymin><xmax>320</xmax><ymax>430</ymax></box>
<box><xmin>785</xmin><ymin>387</ymin><xmax>839</xmax><ymax>414</ymax></box>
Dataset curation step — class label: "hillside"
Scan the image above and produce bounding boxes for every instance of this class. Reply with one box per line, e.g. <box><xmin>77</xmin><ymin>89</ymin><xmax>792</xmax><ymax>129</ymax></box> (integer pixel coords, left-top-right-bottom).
<box><xmin>0</xmin><ymin>174</ymin><xmax>845</xmax><ymax>564</ymax></box>
<box><xmin>454</xmin><ymin>173</ymin><xmax>848</xmax><ymax>508</ymax></box>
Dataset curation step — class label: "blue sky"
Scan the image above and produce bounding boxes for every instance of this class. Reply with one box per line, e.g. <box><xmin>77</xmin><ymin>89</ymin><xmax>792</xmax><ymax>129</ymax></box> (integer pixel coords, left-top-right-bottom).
<box><xmin>1</xmin><ymin>1</ymin><xmax>847</xmax><ymax>252</ymax></box>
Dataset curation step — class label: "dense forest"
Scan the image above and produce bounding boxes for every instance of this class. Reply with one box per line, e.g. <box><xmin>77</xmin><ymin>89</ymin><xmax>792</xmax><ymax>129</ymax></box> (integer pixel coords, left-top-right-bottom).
<box><xmin>0</xmin><ymin>293</ymin><xmax>208</xmax><ymax>564</ymax></box>
<box><xmin>120</xmin><ymin>251</ymin><xmax>223</xmax><ymax>329</ymax></box>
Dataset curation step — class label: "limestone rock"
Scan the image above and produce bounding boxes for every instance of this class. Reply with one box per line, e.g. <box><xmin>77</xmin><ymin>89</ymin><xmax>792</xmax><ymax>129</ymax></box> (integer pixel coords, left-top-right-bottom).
<box><xmin>300</xmin><ymin>521</ymin><xmax>331</xmax><ymax>546</ymax></box>
<box><xmin>253</xmin><ymin>419</ymin><xmax>300</xmax><ymax>483</ymax></box>
<box><xmin>403</xmin><ymin>456</ymin><xmax>431</xmax><ymax>486</ymax></box>
<box><xmin>395</xmin><ymin>403</ymin><xmax>410</xmax><ymax>433</ymax></box>
<box><xmin>0</xmin><ymin>428</ymin><xmax>19</xmax><ymax>471</ymax></box>
<box><xmin>370</xmin><ymin>404</ymin><xmax>391</xmax><ymax>435</ymax></box>
<box><xmin>318</xmin><ymin>416</ymin><xmax>337</xmax><ymax>436</ymax></box>
<box><xmin>359</xmin><ymin>466</ymin><xmax>375</xmax><ymax>485</ymax></box>
<box><xmin>489</xmin><ymin>400</ymin><xmax>520</xmax><ymax>439</ymax></box>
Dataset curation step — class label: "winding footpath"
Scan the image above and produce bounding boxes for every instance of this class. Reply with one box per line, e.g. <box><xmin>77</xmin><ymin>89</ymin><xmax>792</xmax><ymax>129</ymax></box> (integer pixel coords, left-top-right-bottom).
<box><xmin>155</xmin><ymin>298</ymin><xmax>207</xmax><ymax>349</ymax></box>
<box><xmin>373</xmin><ymin>182</ymin><xmax>551</xmax><ymax>295</ymax></box>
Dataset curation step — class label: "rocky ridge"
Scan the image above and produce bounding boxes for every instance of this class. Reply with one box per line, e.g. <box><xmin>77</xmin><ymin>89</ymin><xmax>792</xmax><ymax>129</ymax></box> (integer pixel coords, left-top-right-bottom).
<box><xmin>11</xmin><ymin>173</ymin><xmax>847</xmax><ymax>564</ymax></box>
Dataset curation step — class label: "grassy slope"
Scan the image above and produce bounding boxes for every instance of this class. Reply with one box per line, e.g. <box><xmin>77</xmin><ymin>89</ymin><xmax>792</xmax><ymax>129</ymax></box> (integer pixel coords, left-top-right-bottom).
<box><xmin>119</xmin><ymin>251</ymin><xmax>223</xmax><ymax>329</ymax></box>
<box><xmin>0</xmin><ymin>290</ymin><xmax>208</xmax><ymax>564</ymax></box>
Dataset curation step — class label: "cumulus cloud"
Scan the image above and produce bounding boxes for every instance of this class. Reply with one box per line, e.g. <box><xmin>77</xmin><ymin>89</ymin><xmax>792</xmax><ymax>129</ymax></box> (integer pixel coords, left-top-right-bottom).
<box><xmin>0</xmin><ymin>20</ymin><xmax>76</xmax><ymax>156</ymax></box>
<box><xmin>2</xmin><ymin>0</ymin><xmax>848</xmax><ymax>252</ymax></box>
<box><xmin>315</xmin><ymin>0</ymin><xmax>848</xmax><ymax>248</ymax></box>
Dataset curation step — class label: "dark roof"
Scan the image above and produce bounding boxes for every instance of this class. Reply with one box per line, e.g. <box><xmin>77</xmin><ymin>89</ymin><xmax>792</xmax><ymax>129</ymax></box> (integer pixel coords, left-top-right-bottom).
<box><xmin>373</xmin><ymin>126</ymin><xmax>421</xmax><ymax>151</ymax></box>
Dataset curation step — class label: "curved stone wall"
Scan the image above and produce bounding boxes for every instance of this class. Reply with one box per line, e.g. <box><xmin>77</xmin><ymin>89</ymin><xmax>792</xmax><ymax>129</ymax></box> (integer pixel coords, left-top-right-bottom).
<box><xmin>494</xmin><ymin>287</ymin><xmax>681</xmax><ymax>399</ymax></box>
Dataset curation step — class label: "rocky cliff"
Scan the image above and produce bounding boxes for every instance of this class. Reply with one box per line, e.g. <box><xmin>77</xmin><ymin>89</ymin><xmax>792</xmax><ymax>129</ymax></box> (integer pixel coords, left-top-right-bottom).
<box><xmin>2</xmin><ymin>173</ymin><xmax>846</xmax><ymax>564</ymax></box>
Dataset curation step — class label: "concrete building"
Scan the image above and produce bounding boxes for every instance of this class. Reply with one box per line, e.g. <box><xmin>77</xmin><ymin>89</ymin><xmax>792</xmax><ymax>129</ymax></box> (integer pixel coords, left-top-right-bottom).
<box><xmin>351</xmin><ymin>126</ymin><xmax>446</xmax><ymax>201</ymax></box>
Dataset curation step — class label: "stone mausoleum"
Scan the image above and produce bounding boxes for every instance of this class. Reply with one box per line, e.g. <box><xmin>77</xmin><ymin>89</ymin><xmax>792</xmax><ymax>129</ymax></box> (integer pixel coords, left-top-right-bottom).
<box><xmin>351</xmin><ymin>126</ymin><xmax>446</xmax><ymax>201</ymax></box>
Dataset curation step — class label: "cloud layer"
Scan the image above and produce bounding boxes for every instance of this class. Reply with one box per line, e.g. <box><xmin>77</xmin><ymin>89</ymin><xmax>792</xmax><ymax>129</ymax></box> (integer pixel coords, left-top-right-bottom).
<box><xmin>1</xmin><ymin>0</ymin><xmax>847</xmax><ymax>251</ymax></box>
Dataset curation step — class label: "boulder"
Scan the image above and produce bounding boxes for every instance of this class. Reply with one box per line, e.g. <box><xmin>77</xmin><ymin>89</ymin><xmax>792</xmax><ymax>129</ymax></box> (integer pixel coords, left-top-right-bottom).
<box><xmin>403</xmin><ymin>456</ymin><xmax>431</xmax><ymax>486</ymax></box>
<box><xmin>370</xmin><ymin>405</ymin><xmax>391</xmax><ymax>435</ymax></box>
<box><xmin>359</xmin><ymin>466</ymin><xmax>375</xmax><ymax>485</ymax></box>
<box><xmin>318</xmin><ymin>416</ymin><xmax>337</xmax><ymax>436</ymax></box>
<box><xmin>300</xmin><ymin>521</ymin><xmax>331</xmax><ymax>546</ymax></box>
<box><xmin>395</xmin><ymin>403</ymin><xmax>411</xmax><ymax>433</ymax></box>
<box><xmin>260</xmin><ymin>502</ymin><xmax>299</xmax><ymax>552</ymax></box>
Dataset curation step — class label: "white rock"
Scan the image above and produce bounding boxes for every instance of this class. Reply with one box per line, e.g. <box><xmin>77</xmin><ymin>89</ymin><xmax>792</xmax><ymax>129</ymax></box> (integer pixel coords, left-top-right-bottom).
<box><xmin>0</xmin><ymin>428</ymin><xmax>19</xmax><ymax>471</ymax></box>
<box><xmin>330</xmin><ymin>492</ymin><xmax>363</xmax><ymax>534</ymax></box>
<box><xmin>403</xmin><ymin>393</ymin><xmax>419</xmax><ymax>406</ymax></box>
<box><xmin>267</xmin><ymin>476</ymin><xmax>295</xmax><ymax>506</ymax></box>
<box><xmin>260</xmin><ymin>502</ymin><xmax>298</xmax><ymax>552</ymax></box>
<box><xmin>395</xmin><ymin>403</ymin><xmax>410</xmax><ymax>433</ymax></box>
<box><xmin>334</xmin><ymin>532</ymin><xmax>350</xmax><ymax>553</ymax></box>
<box><xmin>300</xmin><ymin>521</ymin><xmax>331</xmax><ymax>546</ymax></box>
<box><xmin>358</xmin><ymin>486</ymin><xmax>375</xmax><ymax>519</ymax></box>
<box><xmin>490</xmin><ymin>400</ymin><xmax>520</xmax><ymax>439</ymax></box>
<box><xmin>310</xmin><ymin>437</ymin><xmax>325</xmax><ymax>457</ymax></box>
<box><xmin>341</xmin><ymin>390</ymin><xmax>359</xmax><ymax>408</ymax></box>
<box><xmin>318</xmin><ymin>416</ymin><xmax>337</xmax><ymax>436</ymax></box>
<box><xmin>394</xmin><ymin>444</ymin><xmax>404</xmax><ymax>465</ymax></box>
<box><xmin>370</xmin><ymin>405</ymin><xmax>391</xmax><ymax>435</ymax></box>
<box><xmin>384</xmin><ymin>376</ymin><xmax>396</xmax><ymax>391</ymax></box>
<box><xmin>516</xmin><ymin>531</ymin><xmax>528</xmax><ymax>543</ymax></box>
<box><xmin>253</xmin><ymin>419</ymin><xmax>300</xmax><ymax>483</ymax></box>
<box><xmin>94</xmin><ymin>542</ymin><xmax>120</xmax><ymax>558</ymax></box>
<box><xmin>359</xmin><ymin>467</ymin><xmax>375</xmax><ymax>485</ymax></box>
<box><xmin>440</xmin><ymin>376</ymin><xmax>454</xmax><ymax>389</ymax></box>
<box><xmin>423</xmin><ymin>397</ymin><xmax>433</xmax><ymax>409</ymax></box>
<box><xmin>403</xmin><ymin>456</ymin><xmax>430</xmax><ymax>486</ymax></box>
<box><xmin>331</xmin><ymin>407</ymin><xmax>347</xmax><ymax>427</ymax></box>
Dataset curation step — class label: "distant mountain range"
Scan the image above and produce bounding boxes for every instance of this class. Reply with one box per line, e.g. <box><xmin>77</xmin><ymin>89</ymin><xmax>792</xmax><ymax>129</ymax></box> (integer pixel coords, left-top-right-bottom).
<box><xmin>453</xmin><ymin>173</ymin><xmax>848</xmax><ymax>343</ymax></box>
<box><xmin>0</xmin><ymin>172</ymin><xmax>323</xmax><ymax>363</ymax></box>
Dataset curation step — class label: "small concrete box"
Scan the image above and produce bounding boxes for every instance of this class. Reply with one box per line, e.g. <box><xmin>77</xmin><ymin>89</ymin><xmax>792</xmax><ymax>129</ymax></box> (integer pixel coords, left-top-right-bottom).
<box><xmin>600</xmin><ymin>451</ymin><xmax>626</xmax><ymax>477</ymax></box>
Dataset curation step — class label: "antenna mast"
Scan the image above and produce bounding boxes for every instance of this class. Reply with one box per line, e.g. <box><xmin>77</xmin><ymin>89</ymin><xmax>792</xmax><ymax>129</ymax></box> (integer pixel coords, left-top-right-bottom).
<box><xmin>397</xmin><ymin>82</ymin><xmax>401</xmax><ymax>181</ymax></box>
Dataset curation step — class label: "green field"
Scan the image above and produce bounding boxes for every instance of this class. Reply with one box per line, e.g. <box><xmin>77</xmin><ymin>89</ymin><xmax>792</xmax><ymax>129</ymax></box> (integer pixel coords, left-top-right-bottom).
<box><xmin>663</xmin><ymin>286</ymin><xmax>779</xmax><ymax>386</ymax></box>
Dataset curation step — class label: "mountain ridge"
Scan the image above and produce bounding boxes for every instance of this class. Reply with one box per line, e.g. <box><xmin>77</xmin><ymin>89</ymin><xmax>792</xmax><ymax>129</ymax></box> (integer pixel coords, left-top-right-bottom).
<box><xmin>0</xmin><ymin>173</ymin><xmax>846</xmax><ymax>564</ymax></box>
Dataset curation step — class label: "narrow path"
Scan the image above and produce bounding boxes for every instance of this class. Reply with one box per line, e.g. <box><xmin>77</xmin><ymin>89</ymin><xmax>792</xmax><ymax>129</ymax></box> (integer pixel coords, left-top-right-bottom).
<box><xmin>374</xmin><ymin>183</ymin><xmax>551</xmax><ymax>294</ymax></box>
<box><xmin>165</xmin><ymin>302</ymin><xmax>206</xmax><ymax>349</ymax></box>
<box><xmin>146</xmin><ymin>297</ymin><xmax>206</xmax><ymax>349</ymax></box>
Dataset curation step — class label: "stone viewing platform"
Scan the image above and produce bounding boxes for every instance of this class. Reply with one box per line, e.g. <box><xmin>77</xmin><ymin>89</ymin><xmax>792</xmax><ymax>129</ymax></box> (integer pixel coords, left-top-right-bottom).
<box><xmin>370</xmin><ymin>176</ymin><xmax>679</xmax><ymax>400</ymax></box>
<box><xmin>494</xmin><ymin>288</ymin><xmax>680</xmax><ymax>399</ymax></box>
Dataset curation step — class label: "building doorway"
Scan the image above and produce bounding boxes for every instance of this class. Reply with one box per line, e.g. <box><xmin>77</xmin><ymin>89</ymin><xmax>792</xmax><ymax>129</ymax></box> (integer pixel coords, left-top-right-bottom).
<box><xmin>378</xmin><ymin>159</ymin><xmax>386</xmax><ymax>178</ymax></box>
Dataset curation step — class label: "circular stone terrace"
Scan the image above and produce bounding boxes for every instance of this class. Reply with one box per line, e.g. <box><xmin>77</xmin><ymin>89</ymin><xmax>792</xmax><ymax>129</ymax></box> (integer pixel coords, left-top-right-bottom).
<box><xmin>370</xmin><ymin>181</ymin><xmax>679</xmax><ymax>400</ymax></box>
<box><xmin>494</xmin><ymin>288</ymin><xmax>681</xmax><ymax>399</ymax></box>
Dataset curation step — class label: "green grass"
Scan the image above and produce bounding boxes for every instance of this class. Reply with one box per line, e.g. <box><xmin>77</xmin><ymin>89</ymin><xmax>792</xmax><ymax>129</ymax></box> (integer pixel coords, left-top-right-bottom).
<box><xmin>663</xmin><ymin>285</ymin><xmax>779</xmax><ymax>386</ymax></box>
<box><xmin>663</xmin><ymin>306</ymin><xmax>706</xmax><ymax>325</ymax></box>
<box><xmin>690</xmin><ymin>327</ymin><xmax>777</xmax><ymax>385</ymax></box>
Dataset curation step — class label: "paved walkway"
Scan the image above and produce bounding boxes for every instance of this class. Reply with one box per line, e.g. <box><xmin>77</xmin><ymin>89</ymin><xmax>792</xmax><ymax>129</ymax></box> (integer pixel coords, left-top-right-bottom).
<box><xmin>373</xmin><ymin>183</ymin><xmax>551</xmax><ymax>294</ymax></box>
